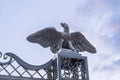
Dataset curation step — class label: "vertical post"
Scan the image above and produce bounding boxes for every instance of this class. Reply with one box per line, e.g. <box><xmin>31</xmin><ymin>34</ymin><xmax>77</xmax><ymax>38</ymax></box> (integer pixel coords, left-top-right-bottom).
<box><xmin>85</xmin><ymin>57</ymin><xmax>89</xmax><ymax>80</ymax></box>
<box><xmin>56</xmin><ymin>53</ymin><xmax>61</xmax><ymax>80</ymax></box>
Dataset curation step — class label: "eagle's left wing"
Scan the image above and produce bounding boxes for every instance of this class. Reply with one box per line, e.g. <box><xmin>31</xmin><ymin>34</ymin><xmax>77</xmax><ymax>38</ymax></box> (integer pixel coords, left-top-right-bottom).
<box><xmin>71</xmin><ymin>32</ymin><xmax>96</xmax><ymax>53</ymax></box>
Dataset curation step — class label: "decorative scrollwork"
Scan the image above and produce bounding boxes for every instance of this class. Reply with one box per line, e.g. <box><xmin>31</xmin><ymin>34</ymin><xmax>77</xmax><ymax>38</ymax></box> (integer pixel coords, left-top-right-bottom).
<box><xmin>0</xmin><ymin>52</ymin><xmax>2</xmax><ymax>58</ymax></box>
<box><xmin>0</xmin><ymin>52</ymin><xmax>12</xmax><ymax>65</ymax></box>
<box><xmin>61</xmin><ymin>57</ymin><xmax>85</xmax><ymax>79</ymax></box>
<box><xmin>0</xmin><ymin>52</ymin><xmax>53</xmax><ymax>79</ymax></box>
<box><xmin>61</xmin><ymin>57</ymin><xmax>81</xmax><ymax>70</ymax></box>
<box><xmin>0</xmin><ymin>52</ymin><xmax>53</xmax><ymax>71</ymax></box>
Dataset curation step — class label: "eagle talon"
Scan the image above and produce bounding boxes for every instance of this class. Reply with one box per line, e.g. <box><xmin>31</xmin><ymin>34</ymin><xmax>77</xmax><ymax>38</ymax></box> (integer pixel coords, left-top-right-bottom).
<box><xmin>72</xmin><ymin>49</ymin><xmax>79</xmax><ymax>53</ymax></box>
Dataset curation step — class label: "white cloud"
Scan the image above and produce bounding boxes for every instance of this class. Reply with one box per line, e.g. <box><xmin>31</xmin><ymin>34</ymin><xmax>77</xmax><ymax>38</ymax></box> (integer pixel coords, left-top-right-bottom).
<box><xmin>73</xmin><ymin>1</ymin><xmax>120</xmax><ymax>80</ymax></box>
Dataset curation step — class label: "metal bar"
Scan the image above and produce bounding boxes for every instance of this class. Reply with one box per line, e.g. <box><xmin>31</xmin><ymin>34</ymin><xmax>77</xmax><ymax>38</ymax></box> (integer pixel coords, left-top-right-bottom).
<box><xmin>0</xmin><ymin>75</ymin><xmax>49</xmax><ymax>80</ymax></box>
<box><xmin>21</xmin><ymin>70</ymin><xmax>26</xmax><ymax>76</ymax></box>
<box><xmin>32</xmin><ymin>71</ymin><xmax>37</xmax><ymax>76</ymax></box>
<box><xmin>36</xmin><ymin>71</ymin><xmax>44</xmax><ymax>78</ymax></box>
<box><xmin>84</xmin><ymin>57</ymin><xmax>89</xmax><ymax>80</ymax></box>
<box><xmin>0</xmin><ymin>65</ymin><xmax>9</xmax><ymax>72</ymax></box>
<box><xmin>42</xmin><ymin>70</ymin><xmax>48</xmax><ymax>78</ymax></box>
<box><xmin>9</xmin><ymin>64</ymin><xmax>22</xmax><ymax>77</ymax></box>
<box><xmin>57</xmin><ymin>53</ymin><xmax>61</xmax><ymax>80</ymax></box>
<box><xmin>0</xmin><ymin>59</ymin><xmax>15</xmax><ymax>75</ymax></box>
<box><xmin>10</xmin><ymin>65</ymin><xmax>20</xmax><ymax>74</ymax></box>
<box><xmin>24</xmin><ymin>69</ymin><xmax>33</xmax><ymax>78</ymax></box>
<box><xmin>1</xmin><ymin>65</ymin><xmax>11</xmax><ymax>75</ymax></box>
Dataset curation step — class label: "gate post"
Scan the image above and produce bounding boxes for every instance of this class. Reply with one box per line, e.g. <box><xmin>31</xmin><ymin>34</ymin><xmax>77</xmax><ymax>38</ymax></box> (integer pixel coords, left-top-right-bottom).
<box><xmin>53</xmin><ymin>49</ymin><xmax>89</xmax><ymax>80</ymax></box>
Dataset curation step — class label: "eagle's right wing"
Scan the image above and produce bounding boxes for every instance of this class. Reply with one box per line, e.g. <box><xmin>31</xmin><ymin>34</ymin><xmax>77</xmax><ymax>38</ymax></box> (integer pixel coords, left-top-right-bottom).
<box><xmin>27</xmin><ymin>27</ymin><xmax>62</xmax><ymax>48</ymax></box>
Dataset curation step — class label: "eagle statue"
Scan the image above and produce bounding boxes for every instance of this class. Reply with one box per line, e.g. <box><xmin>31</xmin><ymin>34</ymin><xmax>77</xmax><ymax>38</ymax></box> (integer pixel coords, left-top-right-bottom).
<box><xmin>27</xmin><ymin>23</ymin><xmax>96</xmax><ymax>54</ymax></box>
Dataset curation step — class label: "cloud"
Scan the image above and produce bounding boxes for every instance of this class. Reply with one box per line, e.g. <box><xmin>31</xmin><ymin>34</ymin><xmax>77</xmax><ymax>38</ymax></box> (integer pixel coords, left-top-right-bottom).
<box><xmin>105</xmin><ymin>0</ymin><xmax>120</xmax><ymax>11</ymax></box>
<box><xmin>0</xmin><ymin>0</ymin><xmax>120</xmax><ymax>80</ymax></box>
<box><xmin>73</xmin><ymin>1</ymin><xmax>120</xmax><ymax>80</ymax></box>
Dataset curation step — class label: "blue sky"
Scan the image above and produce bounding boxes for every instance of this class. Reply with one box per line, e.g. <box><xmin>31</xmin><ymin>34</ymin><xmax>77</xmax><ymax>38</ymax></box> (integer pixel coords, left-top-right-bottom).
<box><xmin>0</xmin><ymin>0</ymin><xmax>120</xmax><ymax>80</ymax></box>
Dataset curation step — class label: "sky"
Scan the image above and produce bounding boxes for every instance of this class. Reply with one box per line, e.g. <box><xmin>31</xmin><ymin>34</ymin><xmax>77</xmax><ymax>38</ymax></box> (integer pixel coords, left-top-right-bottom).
<box><xmin>0</xmin><ymin>0</ymin><xmax>120</xmax><ymax>80</ymax></box>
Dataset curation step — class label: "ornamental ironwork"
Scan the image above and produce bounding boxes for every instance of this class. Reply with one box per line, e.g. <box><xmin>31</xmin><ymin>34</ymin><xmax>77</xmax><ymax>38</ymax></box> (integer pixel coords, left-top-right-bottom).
<box><xmin>0</xmin><ymin>52</ymin><xmax>53</xmax><ymax>80</ymax></box>
<box><xmin>0</xmin><ymin>49</ymin><xmax>89</xmax><ymax>80</ymax></box>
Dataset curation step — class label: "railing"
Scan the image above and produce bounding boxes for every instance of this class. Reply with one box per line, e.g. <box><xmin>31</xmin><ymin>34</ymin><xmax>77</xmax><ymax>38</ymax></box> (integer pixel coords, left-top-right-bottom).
<box><xmin>0</xmin><ymin>52</ymin><xmax>53</xmax><ymax>80</ymax></box>
<box><xmin>0</xmin><ymin>49</ymin><xmax>89</xmax><ymax>80</ymax></box>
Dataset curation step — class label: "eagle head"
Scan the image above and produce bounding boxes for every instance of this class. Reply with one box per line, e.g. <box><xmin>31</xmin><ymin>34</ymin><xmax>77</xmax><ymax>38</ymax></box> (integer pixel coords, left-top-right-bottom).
<box><xmin>60</xmin><ymin>23</ymin><xmax>69</xmax><ymax>33</ymax></box>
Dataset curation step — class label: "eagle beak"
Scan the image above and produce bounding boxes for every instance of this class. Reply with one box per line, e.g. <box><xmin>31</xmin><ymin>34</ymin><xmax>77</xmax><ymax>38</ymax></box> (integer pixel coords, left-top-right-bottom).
<box><xmin>60</xmin><ymin>23</ymin><xmax>64</xmax><ymax>27</ymax></box>
<box><xmin>60</xmin><ymin>23</ymin><xmax>68</xmax><ymax>28</ymax></box>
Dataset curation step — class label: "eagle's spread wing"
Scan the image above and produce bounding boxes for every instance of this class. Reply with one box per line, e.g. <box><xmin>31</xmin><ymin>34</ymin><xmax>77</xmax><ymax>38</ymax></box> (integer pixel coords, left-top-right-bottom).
<box><xmin>71</xmin><ymin>32</ymin><xmax>96</xmax><ymax>53</ymax></box>
<box><xmin>27</xmin><ymin>27</ymin><xmax>62</xmax><ymax>48</ymax></box>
